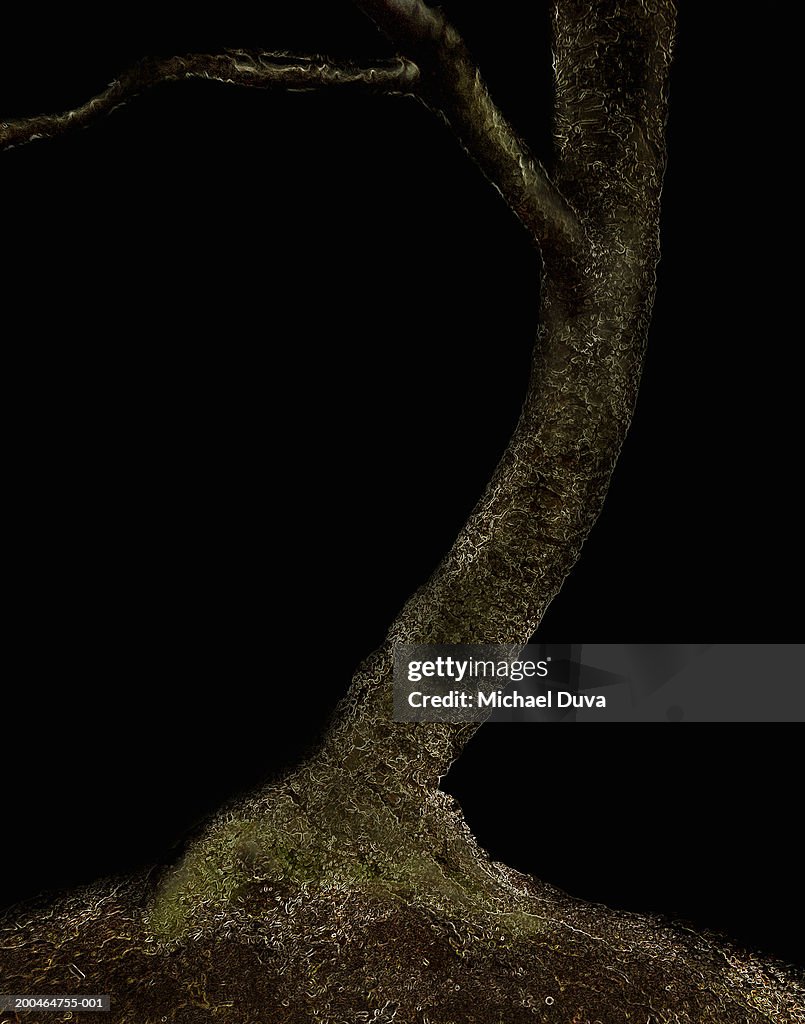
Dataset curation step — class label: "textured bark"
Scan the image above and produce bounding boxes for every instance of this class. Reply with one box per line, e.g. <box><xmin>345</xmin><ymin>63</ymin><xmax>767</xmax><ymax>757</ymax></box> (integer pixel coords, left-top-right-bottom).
<box><xmin>0</xmin><ymin>52</ymin><xmax>419</xmax><ymax>150</ymax></box>
<box><xmin>2</xmin><ymin>786</ymin><xmax>803</xmax><ymax>1023</ymax></box>
<box><xmin>325</xmin><ymin>0</ymin><xmax>677</xmax><ymax>789</ymax></box>
<box><xmin>2</xmin><ymin>2</ymin><xmax>803</xmax><ymax>1022</ymax></box>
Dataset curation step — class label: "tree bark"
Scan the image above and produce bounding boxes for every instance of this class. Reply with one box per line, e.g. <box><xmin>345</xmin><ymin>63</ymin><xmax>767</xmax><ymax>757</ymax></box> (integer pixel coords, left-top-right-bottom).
<box><xmin>2</xmin><ymin>3</ymin><xmax>803</xmax><ymax>1022</ymax></box>
<box><xmin>322</xmin><ymin>0</ymin><xmax>678</xmax><ymax>793</ymax></box>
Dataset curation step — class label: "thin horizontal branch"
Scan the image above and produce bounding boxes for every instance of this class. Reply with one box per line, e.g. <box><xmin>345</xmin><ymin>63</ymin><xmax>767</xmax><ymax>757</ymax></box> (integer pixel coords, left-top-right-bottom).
<box><xmin>0</xmin><ymin>51</ymin><xmax>420</xmax><ymax>152</ymax></box>
<box><xmin>354</xmin><ymin>0</ymin><xmax>587</xmax><ymax>263</ymax></box>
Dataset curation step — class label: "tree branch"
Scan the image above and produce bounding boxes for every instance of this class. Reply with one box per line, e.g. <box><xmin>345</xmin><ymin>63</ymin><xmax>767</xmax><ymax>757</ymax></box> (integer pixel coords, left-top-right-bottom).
<box><xmin>0</xmin><ymin>51</ymin><xmax>420</xmax><ymax>152</ymax></box>
<box><xmin>354</xmin><ymin>0</ymin><xmax>587</xmax><ymax>263</ymax></box>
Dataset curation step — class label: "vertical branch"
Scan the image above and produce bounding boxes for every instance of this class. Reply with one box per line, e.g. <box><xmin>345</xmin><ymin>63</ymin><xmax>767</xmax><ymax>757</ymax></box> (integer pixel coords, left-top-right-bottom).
<box><xmin>552</xmin><ymin>0</ymin><xmax>676</xmax><ymax>238</ymax></box>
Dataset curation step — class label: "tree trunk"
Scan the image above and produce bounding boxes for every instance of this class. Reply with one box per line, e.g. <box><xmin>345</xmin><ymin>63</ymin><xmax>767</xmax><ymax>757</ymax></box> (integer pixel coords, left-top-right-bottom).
<box><xmin>2</xmin><ymin>2</ymin><xmax>803</xmax><ymax>1022</ymax></box>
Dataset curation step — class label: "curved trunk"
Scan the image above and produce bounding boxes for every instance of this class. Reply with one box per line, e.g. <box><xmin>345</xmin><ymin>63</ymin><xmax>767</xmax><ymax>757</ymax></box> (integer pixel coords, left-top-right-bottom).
<box><xmin>323</xmin><ymin>0</ymin><xmax>675</xmax><ymax>794</ymax></box>
<box><xmin>3</xmin><ymin>3</ymin><xmax>802</xmax><ymax>1021</ymax></box>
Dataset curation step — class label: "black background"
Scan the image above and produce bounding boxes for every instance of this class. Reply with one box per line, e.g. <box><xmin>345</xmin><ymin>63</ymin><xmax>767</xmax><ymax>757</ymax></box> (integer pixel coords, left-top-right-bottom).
<box><xmin>2</xmin><ymin>1</ymin><xmax>801</xmax><ymax>970</ymax></box>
